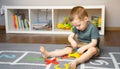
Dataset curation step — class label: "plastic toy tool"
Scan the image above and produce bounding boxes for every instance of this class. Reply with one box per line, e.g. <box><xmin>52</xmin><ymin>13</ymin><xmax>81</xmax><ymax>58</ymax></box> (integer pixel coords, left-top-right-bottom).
<box><xmin>54</xmin><ymin>63</ymin><xmax>74</xmax><ymax>69</ymax></box>
<box><xmin>68</xmin><ymin>52</ymin><xmax>81</xmax><ymax>58</ymax></box>
<box><xmin>44</xmin><ymin>58</ymin><xmax>59</xmax><ymax>65</ymax></box>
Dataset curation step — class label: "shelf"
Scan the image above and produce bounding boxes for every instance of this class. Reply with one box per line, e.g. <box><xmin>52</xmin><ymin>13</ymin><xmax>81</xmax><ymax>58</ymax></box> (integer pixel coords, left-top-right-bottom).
<box><xmin>5</xmin><ymin>5</ymin><xmax>105</xmax><ymax>35</ymax></box>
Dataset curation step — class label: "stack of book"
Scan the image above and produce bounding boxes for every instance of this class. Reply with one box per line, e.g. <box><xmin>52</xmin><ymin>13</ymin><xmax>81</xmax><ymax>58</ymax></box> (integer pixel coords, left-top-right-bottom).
<box><xmin>13</xmin><ymin>11</ymin><xmax>29</xmax><ymax>30</ymax></box>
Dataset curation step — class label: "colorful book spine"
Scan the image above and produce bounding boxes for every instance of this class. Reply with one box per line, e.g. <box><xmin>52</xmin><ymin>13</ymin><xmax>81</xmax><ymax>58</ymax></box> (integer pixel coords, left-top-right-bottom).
<box><xmin>17</xmin><ymin>15</ymin><xmax>21</xmax><ymax>29</ymax></box>
<box><xmin>15</xmin><ymin>14</ymin><xmax>18</xmax><ymax>29</ymax></box>
<box><xmin>13</xmin><ymin>14</ymin><xmax>17</xmax><ymax>29</ymax></box>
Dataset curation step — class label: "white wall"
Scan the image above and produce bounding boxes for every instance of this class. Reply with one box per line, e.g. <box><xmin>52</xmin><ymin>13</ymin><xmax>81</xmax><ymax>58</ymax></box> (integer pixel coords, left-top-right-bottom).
<box><xmin>0</xmin><ymin>0</ymin><xmax>120</xmax><ymax>27</ymax></box>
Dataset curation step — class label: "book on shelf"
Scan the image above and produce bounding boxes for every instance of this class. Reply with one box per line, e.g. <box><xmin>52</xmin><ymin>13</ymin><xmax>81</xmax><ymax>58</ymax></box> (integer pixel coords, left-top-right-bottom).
<box><xmin>13</xmin><ymin>14</ymin><xmax>17</xmax><ymax>29</ymax></box>
<box><xmin>17</xmin><ymin>15</ymin><xmax>22</xmax><ymax>29</ymax></box>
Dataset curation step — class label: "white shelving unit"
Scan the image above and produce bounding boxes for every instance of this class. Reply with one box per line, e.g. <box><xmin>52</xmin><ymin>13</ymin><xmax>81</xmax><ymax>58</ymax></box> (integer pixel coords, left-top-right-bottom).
<box><xmin>5</xmin><ymin>5</ymin><xmax>105</xmax><ymax>35</ymax></box>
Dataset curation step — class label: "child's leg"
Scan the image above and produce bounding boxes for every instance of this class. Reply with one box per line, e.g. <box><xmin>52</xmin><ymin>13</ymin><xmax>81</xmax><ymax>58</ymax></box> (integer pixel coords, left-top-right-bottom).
<box><xmin>69</xmin><ymin>47</ymin><xmax>99</xmax><ymax>69</ymax></box>
<box><xmin>76</xmin><ymin>47</ymin><xmax>99</xmax><ymax>63</ymax></box>
<box><xmin>40</xmin><ymin>46</ymin><xmax>73</xmax><ymax>59</ymax></box>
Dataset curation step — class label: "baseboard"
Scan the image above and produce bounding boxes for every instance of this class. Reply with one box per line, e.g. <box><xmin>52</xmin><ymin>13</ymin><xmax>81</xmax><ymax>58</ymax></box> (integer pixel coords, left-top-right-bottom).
<box><xmin>1</xmin><ymin>26</ymin><xmax>120</xmax><ymax>31</ymax></box>
<box><xmin>0</xmin><ymin>25</ymin><xmax>5</xmax><ymax>30</ymax></box>
<box><xmin>106</xmin><ymin>27</ymin><xmax>120</xmax><ymax>31</ymax></box>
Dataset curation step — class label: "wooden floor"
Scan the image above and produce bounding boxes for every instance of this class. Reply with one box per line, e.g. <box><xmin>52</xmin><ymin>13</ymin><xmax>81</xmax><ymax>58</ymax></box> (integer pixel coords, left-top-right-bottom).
<box><xmin>0</xmin><ymin>30</ymin><xmax>120</xmax><ymax>47</ymax></box>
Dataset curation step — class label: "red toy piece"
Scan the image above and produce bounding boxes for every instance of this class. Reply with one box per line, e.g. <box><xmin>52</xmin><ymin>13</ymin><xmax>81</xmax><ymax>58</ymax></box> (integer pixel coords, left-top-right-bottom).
<box><xmin>44</xmin><ymin>58</ymin><xmax>59</xmax><ymax>65</ymax></box>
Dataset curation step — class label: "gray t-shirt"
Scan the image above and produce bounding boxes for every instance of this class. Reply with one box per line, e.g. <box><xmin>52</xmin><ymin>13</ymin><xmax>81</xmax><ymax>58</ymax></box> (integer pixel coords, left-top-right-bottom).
<box><xmin>72</xmin><ymin>21</ymin><xmax>100</xmax><ymax>47</ymax></box>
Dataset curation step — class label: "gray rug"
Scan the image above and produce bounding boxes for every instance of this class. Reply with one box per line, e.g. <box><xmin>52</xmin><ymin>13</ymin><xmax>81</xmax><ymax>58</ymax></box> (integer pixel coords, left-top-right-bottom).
<box><xmin>0</xmin><ymin>43</ymin><xmax>120</xmax><ymax>69</ymax></box>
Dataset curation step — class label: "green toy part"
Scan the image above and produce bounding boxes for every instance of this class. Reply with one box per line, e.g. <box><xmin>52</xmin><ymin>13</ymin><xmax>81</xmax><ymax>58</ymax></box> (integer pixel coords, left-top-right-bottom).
<box><xmin>64</xmin><ymin>23</ymin><xmax>71</xmax><ymax>29</ymax></box>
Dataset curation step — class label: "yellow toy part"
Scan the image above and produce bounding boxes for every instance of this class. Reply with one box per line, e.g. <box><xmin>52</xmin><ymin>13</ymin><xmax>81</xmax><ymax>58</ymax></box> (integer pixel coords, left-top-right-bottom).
<box><xmin>68</xmin><ymin>52</ymin><xmax>81</xmax><ymax>58</ymax></box>
<box><xmin>98</xmin><ymin>17</ymin><xmax>101</xmax><ymax>27</ymax></box>
<box><xmin>54</xmin><ymin>64</ymin><xmax>73</xmax><ymax>69</ymax></box>
<box><xmin>57</xmin><ymin>23</ymin><xmax>64</xmax><ymax>29</ymax></box>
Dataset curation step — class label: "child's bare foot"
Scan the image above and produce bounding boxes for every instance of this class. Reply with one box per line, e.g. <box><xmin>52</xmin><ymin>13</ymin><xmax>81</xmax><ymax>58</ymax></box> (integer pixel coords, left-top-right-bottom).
<box><xmin>40</xmin><ymin>46</ymin><xmax>49</xmax><ymax>59</ymax></box>
<box><xmin>68</xmin><ymin>60</ymin><xmax>77</xmax><ymax>69</ymax></box>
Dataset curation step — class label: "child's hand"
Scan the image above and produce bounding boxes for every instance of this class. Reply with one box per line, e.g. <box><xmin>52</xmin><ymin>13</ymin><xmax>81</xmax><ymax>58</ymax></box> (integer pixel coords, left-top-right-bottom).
<box><xmin>77</xmin><ymin>46</ymin><xmax>88</xmax><ymax>54</ymax></box>
<box><xmin>68</xmin><ymin>61</ymin><xmax>77</xmax><ymax>69</ymax></box>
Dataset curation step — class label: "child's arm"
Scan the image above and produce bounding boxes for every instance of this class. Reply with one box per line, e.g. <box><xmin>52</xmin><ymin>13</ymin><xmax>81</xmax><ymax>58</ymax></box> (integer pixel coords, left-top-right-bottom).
<box><xmin>77</xmin><ymin>39</ymin><xmax>98</xmax><ymax>54</ymax></box>
<box><xmin>85</xmin><ymin>39</ymin><xmax>98</xmax><ymax>48</ymax></box>
<box><xmin>68</xmin><ymin>32</ymin><xmax>77</xmax><ymax>48</ymax></box>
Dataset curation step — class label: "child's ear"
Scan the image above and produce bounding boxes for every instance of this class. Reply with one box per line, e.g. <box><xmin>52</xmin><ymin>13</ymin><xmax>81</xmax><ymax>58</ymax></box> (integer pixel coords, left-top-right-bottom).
<box><xmin>84</xmin><ymin>17</ymin><xmax>88</xmax><ymax>22</ymax></box>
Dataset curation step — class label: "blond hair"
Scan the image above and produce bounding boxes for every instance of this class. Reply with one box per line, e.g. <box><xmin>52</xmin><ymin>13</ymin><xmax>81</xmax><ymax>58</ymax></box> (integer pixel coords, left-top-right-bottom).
<box><xmin>70</xmin><ymin>6</ymin><xmax>88</xmax><ymax>21</ymax></box>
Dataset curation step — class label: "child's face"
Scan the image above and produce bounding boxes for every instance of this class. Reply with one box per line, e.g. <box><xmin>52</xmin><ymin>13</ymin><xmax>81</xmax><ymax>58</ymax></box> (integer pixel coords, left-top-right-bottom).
<box><xmin>71</xmin><ymin>16</ymin><xmax>88</xmax><ymax>31</ymax></box>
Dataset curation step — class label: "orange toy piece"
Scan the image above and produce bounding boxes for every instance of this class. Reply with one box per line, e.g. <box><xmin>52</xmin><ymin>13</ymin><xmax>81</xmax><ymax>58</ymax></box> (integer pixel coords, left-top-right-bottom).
<box><xmin>68</xmin><ymin>52</ymin><xmax>82</xmax><ymax>58</ymax></box>
<box><xmin>61</xmin><ymin>55</ymin><xmax>68</xmax><ymax>59</ymax></box>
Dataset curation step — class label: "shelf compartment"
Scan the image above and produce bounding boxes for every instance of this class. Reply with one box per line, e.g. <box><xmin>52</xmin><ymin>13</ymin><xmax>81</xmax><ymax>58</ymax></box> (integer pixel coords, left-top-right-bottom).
<box><xmin>54</xmin><ymin>9</ymin><xmax>72</xmax><ymax>32</ymax></box>
<box><xmin>86</xmin><ymin>9</ymin><xmax>102</xmax><ymax>30</ymax></box>
<box><xmin>6</xmin><ymin>9</ymin><xmax>29</xmax><ymax>31</ymax></box>
<box><xmin>30</xmin><ymin>9</ymin><xmax>52</xmax><ymax>31</ymax></box>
